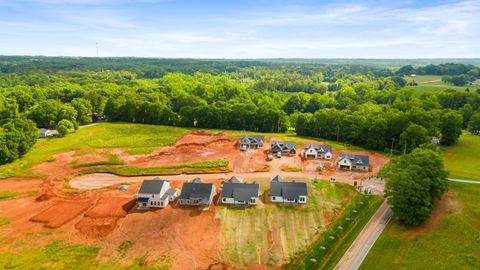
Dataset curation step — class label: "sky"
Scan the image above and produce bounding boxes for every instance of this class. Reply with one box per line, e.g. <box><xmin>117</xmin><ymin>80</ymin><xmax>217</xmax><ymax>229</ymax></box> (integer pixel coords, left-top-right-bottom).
<box><xmin>0</xmin><ymin>0</ymin><xmax>479</xmax><ymax>58</ymax></box>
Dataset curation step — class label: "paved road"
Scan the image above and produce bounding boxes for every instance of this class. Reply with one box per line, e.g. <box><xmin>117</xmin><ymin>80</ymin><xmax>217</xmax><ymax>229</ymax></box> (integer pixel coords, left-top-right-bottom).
<box><xmin>334</xmin><ymin>199</ymin><xmax>393</xmax><ymax>270</ymax></box>
<box><xmin>70</xmin><ymin>171</ymin><xmax>378</xmax><ymax>190</ymax></box>
<box><xmin>448</xmin><ymin>178</ymin><xmax>480</xmax><ymax>184</ymax></box>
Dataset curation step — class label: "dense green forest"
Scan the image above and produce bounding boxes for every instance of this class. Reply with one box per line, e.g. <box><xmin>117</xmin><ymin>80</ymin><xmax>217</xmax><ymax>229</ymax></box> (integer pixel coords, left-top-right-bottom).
<box><xmin>1</xmin><ymin>57</ymin><xmax>480</xmax><ymax>165</ymax></box>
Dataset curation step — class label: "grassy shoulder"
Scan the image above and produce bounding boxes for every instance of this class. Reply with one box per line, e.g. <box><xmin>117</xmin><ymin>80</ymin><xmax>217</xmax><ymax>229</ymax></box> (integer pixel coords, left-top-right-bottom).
<box><xmin>80</xmin><ymin>159</ymin><xmax>229</xmax><ymax>176</ymax></box>
<box><xmin>215</xmin><ymin>179</ymin><xmax>358</xmax><ymax>267</ymax></box>
<box><xmin>0</xmin><ymin>240</ymin><xmax>171</xmax><ymax>270</ymax></box>
<box><xmin>359</xmin><ymin>182</ymin><xmax>480</xmax><ymax>270</ymax></box>
<box><xmin>0</xmin><ymin>123</ymin><xmax>189</xmax><ymax>179</ymax></box>
<box><xmin>286</xmin><ymin>194</ymin><xmax>383</xmax><ymax>270</ymax></box>
<box><xmin>444</xmin><ymin>132</ymin><xmax>480</xmax><ymax>181</ymax></box>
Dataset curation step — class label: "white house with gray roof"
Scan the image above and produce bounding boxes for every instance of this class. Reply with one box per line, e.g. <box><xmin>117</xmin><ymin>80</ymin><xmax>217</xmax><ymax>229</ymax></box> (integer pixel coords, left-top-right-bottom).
<box><xmin>137</xmin><ymin>177</ymin><xmax>178</xmax><ymax>208</ymax></box>
<box><xmin>338</xmin><ymin>154</ymin><xmax>369</xmax><ymax>171</ymax></box>
<box><xmin>270</xmin><ymin>141</ymin><xmax>297</xmax><ymax>156</ymax></box>
<box><xmin>221</xmin><ymin>176</ymin><xmax>259</xmax><ymax>206</ymax></box>
<box><xmin>179</xmin><ymin>178</ymin><xmax>216</xmax><ymax>206</ymax></box>
<box><xmin>239</xmin><ymin>135</ymin><xmax>265</xmax><ymax>150</ymax></box>
<box><xmin>269</xmin><ymin>175</ymin><xmax>308</xmax><ymax>205</ymax></box>
<box><xmin>302</xmin><ymin>144</ymin><xmax>333</xmax><ymax>159</ymax></box>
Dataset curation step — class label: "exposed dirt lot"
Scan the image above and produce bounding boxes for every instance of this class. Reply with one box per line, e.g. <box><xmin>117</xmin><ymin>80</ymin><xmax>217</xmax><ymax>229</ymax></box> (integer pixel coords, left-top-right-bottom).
<box><xmin>30</xmin><ymin>200</ymin><xmax>94</xmax><ymax>228</ymax></box>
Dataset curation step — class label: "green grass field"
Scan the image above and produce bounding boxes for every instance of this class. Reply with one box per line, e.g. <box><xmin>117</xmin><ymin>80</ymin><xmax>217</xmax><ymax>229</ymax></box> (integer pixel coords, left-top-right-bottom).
<box><xmin>215</xmin><ymin>179</ymin><xmax>358</xmax><ymax>267</ymax></box>
<box><xmin>80</xmin><ymin>159</ymin><xmax>230</xmax><ymax>176</ymax></box>
<box><xmin>360</xmin><ymin>181</ymin><xmax>480</xmax><ymax>270</ymax></box>
<box><xmin>0</xmin><ymin>123</ymin><xmax>189</xmax><ymax>179</ymax></box>
<box><xmin>402</xmin><ymin>75</ymin><xmax>478</xmax><ymax>93</ymax></box>
<box><xmin>444</xmin><ymin>133</ymin><xmax>480</xmax><ymax>181</ymax></box>
<box><xmin>0</xmin><ymin>240</ymin><xmax>171</xmax><ymax>270</ymax></box>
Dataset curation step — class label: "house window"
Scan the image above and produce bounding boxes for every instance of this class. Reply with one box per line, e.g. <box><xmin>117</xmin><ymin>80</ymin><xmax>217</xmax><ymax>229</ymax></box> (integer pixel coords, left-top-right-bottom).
<box><xmin>152</xmin><ymin>194</ymin><xmax>154</xmax><ymax>198</ymax></box>
<box><xmin>272</xmin><ymin>196</ymin><xmax>276</xmax><ymax>200</ymax></box>
<box><xmin>250</xmin><ymin>198</ymin><xmax>256</xmax><ymax>203</ymax></box>
<box><xmin>223</xmin><ymin>198</ymin><xmax>226</xmax><ymax>202</ymax></box>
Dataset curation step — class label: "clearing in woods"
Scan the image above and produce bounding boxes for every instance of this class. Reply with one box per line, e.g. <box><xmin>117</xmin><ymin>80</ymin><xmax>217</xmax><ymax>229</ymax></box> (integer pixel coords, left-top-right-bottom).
<box><xmin>359</xmin><ymin>181</ymin><xmax>480</xmax><ymax>269</ymax></box>
<box><xmin>215</xmin><ymin>179</ymin><xmax>358</xmax><ymax>267</ymax></box>
<box><xmin>402</xmin><ymin>75</ymin><xmax>479</xmax><ymax>93</ymax></box>
<box><xmin>444</xmin><ymin>132</ymin><xmax>480</xmax><ymax>181</ymax></box>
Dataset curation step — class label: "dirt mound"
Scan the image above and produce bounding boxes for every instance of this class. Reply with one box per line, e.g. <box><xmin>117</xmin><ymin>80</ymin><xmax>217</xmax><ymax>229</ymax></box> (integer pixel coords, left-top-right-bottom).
<box><xmin>30</xmin><ymin>200</ymin><xmax>93</xmax><ymax>228</ymax></box>
<box><xmin>76</xmin><ymin>217</ymin><xmax>120</xmax><ymax>239</ymax></box>
<box><xmin>175</xmin><ymin>131</ymin><xmax>229</xmax><ymax>146</ymax></box>
<box><xmin>76</xmin><ymin>197</ymin><xmax>136</xmax><ymax>239</ymax></box>
<box><xmin>85</xmin><ymin>197</ymin><xmax>135</xmax><ymax>218</ymax></box>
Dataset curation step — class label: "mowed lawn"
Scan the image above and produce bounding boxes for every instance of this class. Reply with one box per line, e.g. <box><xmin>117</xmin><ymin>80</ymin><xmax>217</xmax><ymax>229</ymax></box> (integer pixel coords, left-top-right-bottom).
<box><xmin>360</xmin><ymin>182</ymin><xmax>480</xmax><ymax>270</ymax></box>
<box><xmin>0</xmin><ymin>123</ymin><xmax>189</xmax><ymax>178</ymax></box>
<box><xmin>444</xmin><ymin>133</ymin><xmax>480</xmax><ymax>181</ymax></box>
<box><xmin>215</xmin><ymin>179</ymin><xmax>358</xmax><ymax>267</ymax></box>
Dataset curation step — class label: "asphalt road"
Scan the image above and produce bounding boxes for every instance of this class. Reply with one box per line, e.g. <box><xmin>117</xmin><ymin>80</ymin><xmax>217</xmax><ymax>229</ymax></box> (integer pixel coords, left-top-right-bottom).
<box><xmin>334</xmin><ymin>199</ymin><xmax>393</xmax><ymax>270</ymax></box>
<box><xmin>448</xmin><ymin>178</ymin><xmax>480</xmax><ymax>184</ymax></box>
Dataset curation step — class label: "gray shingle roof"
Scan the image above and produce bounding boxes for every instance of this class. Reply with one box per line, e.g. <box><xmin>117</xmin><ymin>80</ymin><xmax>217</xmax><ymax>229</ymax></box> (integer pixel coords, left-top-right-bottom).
<box><xmin>304</xmin><ymin>144</ymin><xmax>332</xmax><ymax>154</ymax></box>
<box><xmin>270</xmin><ymin>180</ymin><xmax>308</xmax><ymax>200</ymax></box>
<box><xmin>339</xmin><ymin>154</ymin><xmax>370</xmax><ymax>166</ymax></box>
<box><xmin>240</xmin><ymin>135</ymin><xmax>265</xmax><ymax>145</ymax></box>
<box><xmin>271</xmin><ymin>141</ymin><xmax>296</xmax><ymax>152</ymax></box>
<box><xmin>180</xmin><ymin>179</ymin><xmax>214</xmax><ymax>200</ymax></box>
<box><xmin>138</xmin><ymin>178</ymin><xmax>167</xmax><ymax>194</ymax></box>
<box><xmin>222</xmin><ymin>179</ymin><xmax>259</xmax><ymax>201</ymax></box>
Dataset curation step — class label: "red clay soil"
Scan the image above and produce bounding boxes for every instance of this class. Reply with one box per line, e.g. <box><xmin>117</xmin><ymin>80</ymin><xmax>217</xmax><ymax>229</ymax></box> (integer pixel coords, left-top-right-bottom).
<box><xmin>113</xmin><ymin>130</ymin><xmax>270</xmax><ymax>173</ymax></box>
<box><xmin>85</xmin><ymin>197</ymin><xmax>136</xmax><ymax>218</ymax></box>
<box><xmin>98</xmin><ymin>200</ymin><xmax>224</xmax><ymax>270</ymax></box>
<box><xmin>30</xmin><ymin>200</ymin><xmax>93</xmax><ymax>228</ymax></box>
<box><xmin>76</xmin><ymin>197</ymin><xmax>136</xmax><ymax>239</ymax></box>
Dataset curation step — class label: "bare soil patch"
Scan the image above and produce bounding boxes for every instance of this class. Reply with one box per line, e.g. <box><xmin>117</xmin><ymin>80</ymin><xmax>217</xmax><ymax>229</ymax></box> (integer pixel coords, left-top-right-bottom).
<box><xmin>30</xmin><ymin>200</ymin><xmax>93</xmax><ymax>228</ymax></box>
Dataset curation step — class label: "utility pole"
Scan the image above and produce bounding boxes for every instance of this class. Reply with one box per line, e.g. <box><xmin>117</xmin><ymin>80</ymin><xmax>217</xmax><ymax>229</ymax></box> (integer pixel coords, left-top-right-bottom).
<box><xmin>337</xmin><ymin>125</ymin><xmax>340</xmax><ymax>142</ymax></box>
<box><xmin>96</xmin><ymin>42</ymin><xmax>99</xmax><ymax>57</ymax></box>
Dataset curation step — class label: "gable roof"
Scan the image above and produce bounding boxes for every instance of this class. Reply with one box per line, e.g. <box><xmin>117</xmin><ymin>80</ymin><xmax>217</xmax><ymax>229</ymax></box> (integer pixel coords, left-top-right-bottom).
<box><xmin>138</xmin><ymin>178</ymin><xmax>167</xmax><ymax>194</ymax></box>
<box><xmin>305</xmin><ymin>144</ymin><xmax>332</xmax><ymax>154</ymax></box>
<box><xmin>271</xmin><ymin>141</ymin><xmax>296</xmax><ymax>151</ymax></box>
<box><xmin>222</xmin><ymin>179</ymin><xmax>259</xmax><ymax>201</ymax></box>
<box><xmin>270</xmin><ymin>180</ymin><xmax>308</xmax><ymax>199</ymax></box>
<box><xmin>271</xmin><ymin>175</ymin><xmax>284</xmax><ymax>182</ymax></box>
<box><xmin>339</xmin><ymin>153</ymin><xmax>370</xmax><ymax>166</ymax></box>
<box><xmin>180</xmin><ymin>179</ymin><xmax>215</xmax><ymax>200</ymax></box>
<box><xmin>240</xmin><ymin>135</ymin><xmax>265</xmax><ymax>145</ymax></box>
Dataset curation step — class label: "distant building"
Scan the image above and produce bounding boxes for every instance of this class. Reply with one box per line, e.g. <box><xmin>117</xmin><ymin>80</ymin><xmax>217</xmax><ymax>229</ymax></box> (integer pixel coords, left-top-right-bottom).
<box><xmin>239</xmin><ymin>135</ymin><xmax>265</xmax><ymax>150</ymax></box>
<box><xmin>269</xmin><ymin>175</ymin><xmax>308</xmax><ymax>204</ymax></box>
<box><xmin>39</xmin><ymin>128</ymin><xmax>54</xmax><ymax>138</ymax></box>
<box><xmin>302</xmin><ymin>144</ymin><xmax>333</xmax><ymax>160</ymax></box>
<box><xmin>137</xmin><ymin>178</ymin><xmax>178</xmax><ymax>208</ymax></box>
<box><xmin>221</xmin><ymin>176</ymin><xmax>259</xmax><ymax>207</ymax></box>
<box><xmin>270</xmin><ymin>141</ymin><xmax>297</xmax><ymax>156</ymax></box>
<box><xmin>431</xmin><ymin>136</ymin><xmax>440</xmax><ymax>146</ymax></box>
<box><xmin>338</xmin><ymin>154</ymin><xmax>369</xmax><ymax>171</ymax></box>
<box><xmin>179</xmin><ymin>178</ymin><xmax>216</xmax><ymax>206</ymax></box>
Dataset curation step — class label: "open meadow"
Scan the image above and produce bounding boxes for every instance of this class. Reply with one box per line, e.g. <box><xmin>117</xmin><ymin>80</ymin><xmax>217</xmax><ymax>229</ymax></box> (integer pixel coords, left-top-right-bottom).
<box><xmin>444</xmin><ymin>133</ymin><xmax>480</xmax><ymax>181</ymax></box>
